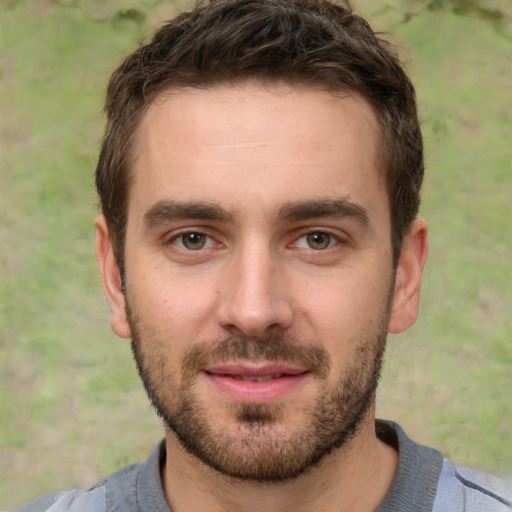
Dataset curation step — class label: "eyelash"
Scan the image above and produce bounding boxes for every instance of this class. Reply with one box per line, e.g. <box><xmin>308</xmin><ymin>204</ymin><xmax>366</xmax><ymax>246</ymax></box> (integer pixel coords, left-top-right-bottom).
<box><xmin>292</xmin><ymin>231</ymin><xmax>341</xmax><ymax>251</ymax></box>
<box><xmin>167</xmin><ymin>231</ymin><xmax>218</xmax><ymax>251</ymax></box>
<box><xmin>165</xmin><ymin>229</ymin><xmax>343</xmax><ymax>253</ymax></box>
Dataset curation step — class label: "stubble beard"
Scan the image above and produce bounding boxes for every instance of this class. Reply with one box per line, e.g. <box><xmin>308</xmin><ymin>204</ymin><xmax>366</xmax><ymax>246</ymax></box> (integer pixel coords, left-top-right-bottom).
<box><xmin>127</xmin><ymin>301</ymin><xmax>390</xmax><ymax>483</ymax></box>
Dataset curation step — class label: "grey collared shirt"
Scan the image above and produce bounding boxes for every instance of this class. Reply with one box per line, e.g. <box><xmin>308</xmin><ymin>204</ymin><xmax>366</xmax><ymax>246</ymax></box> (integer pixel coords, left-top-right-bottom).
<box><xmin>10</xmin><ymin>421</ymin><xmax>512</xmax><ymax>512</ymax></box>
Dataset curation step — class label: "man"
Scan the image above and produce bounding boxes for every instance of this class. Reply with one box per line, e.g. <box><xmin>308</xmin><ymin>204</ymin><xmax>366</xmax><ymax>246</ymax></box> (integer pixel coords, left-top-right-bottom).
<box><xmin>12</xmin><ymin>0</ymin><xmax>511</xmax><ymax>511</ymax></box>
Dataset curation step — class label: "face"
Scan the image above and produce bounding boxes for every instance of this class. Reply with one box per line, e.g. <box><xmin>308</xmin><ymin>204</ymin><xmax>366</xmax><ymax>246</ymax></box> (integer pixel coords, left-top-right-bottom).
<box><xmin>96</xmin><ymin>83</ymin><xmax>428</xmax><ymax>481</ymax></box>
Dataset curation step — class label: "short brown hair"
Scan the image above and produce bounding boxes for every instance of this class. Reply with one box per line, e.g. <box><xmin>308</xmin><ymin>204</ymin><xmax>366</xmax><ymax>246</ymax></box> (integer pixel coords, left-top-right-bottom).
<box><xmin>95</xmin><ymin>0</ymin><xmax>423</xmax><ymax>267</ymax></box>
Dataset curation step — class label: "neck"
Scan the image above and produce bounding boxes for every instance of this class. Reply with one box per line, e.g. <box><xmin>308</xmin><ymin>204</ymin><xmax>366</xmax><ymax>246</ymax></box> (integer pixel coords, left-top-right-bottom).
<box><xmin>160</xmin><ymin>413</ymin><xmax>398</xmax><ymax>512</ymax></box>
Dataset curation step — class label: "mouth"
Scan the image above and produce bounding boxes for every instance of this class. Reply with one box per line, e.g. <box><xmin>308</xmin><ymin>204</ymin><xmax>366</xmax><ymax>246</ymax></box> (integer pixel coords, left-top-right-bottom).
<box><xmin>202</xmin><ymin>363</ymin><xmax>310</xmax><ymax>403</ymax></box>
<box><xmin>223</xmin><ymin>373</ymin><xmax>287</xmax><ymax>382</ymax></box>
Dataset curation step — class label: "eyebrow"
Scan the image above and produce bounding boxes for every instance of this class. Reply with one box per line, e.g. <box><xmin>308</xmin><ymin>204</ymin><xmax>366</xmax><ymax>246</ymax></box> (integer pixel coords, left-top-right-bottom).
<box><xmin>143</xmin><ymin>200</ymin><xmax>233</xmax><ymax>228</ymax></box>
<box><xmin>143</xmin><ymin>197</ymin><xmax>370</xmax><ymax>229</ymax></box>
<box><xmin>278</xmin><ymin>198</ymin><xmax>370</xmax><ymax>225</ymax></box>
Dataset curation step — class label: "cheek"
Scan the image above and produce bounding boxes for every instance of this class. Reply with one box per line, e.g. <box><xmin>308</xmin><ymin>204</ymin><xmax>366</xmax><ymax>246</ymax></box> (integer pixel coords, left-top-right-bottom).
<box><xmin>294</xmin><ymin>264</ymin><xmax>392</xmax><ymax>351</ymax></box>
<box><xmin>128</xmin><ymin>267</ymin><xmax>220</xmax><ymax>342</ymax></box>
<box><xmin>302</xmin><ymin>265</ymin><xmax>390</xmax><ymax>320</ymax></box>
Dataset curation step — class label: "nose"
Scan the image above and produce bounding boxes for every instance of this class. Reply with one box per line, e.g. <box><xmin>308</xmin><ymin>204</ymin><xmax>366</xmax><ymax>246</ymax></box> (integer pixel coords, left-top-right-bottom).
<box><xmin>216</xmin><ymin>243</ymin><xmax>294</xmax><ymax>337</ymax></box>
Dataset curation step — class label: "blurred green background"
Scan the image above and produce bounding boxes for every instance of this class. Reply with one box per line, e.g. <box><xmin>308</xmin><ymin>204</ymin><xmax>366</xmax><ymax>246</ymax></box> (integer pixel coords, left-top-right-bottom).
<box><xmin>1</xmin><ymin>0</ymin><xmax>511</xmax><ymax>509</ymax></box>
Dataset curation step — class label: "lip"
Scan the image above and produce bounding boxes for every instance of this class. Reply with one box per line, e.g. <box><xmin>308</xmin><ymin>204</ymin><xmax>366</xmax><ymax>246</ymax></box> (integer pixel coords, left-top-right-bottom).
<box><xmin>202</xmin><ymin>362</ymin><xmax>310</xmax><ymax>403</ymax></box>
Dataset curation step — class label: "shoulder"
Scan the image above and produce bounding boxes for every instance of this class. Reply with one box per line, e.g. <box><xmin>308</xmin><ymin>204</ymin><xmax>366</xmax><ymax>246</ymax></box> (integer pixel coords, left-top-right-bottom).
<box><xmin>8</xmin><ymin>462</ymin><xmax>142</xmax><ymax>512</ymax></box>
<box><xmin>376</xmin><ymin>420</ymin><xmax>512</xmax><ymax>512</ymax></box>
<box><xmin>432</xmin><ymin>458</ymin><xmax>512</xmax><ymax>512</ymax></box>
<box><xmin>8</xmin><ymin>441</ymin><xmax>169</xmax><ymax>512</ymax></box>
<box><xmin>9</xmin><ymin>487</ymin><xmax>107</xmax><ymax>512</ymax></box>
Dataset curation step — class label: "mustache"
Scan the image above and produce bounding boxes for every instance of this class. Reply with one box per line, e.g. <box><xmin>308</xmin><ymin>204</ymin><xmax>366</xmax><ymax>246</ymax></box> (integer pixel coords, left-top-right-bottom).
<box><xmin>181</xmin><ymin>333</ymin><xmax>330</xmax><ymax>381</ymax></box>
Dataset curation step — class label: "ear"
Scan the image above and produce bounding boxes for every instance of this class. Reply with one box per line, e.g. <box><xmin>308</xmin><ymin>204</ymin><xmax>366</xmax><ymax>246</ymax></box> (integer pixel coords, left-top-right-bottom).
<box><xmin>388</xmin><ymin>218</ymin><xmax>429</xmax><ymax>334</ymax></box>
<box><xmin>95</xmin><ymin>214</ymin><xmax>131</xmax><ymax>339</ymax></box>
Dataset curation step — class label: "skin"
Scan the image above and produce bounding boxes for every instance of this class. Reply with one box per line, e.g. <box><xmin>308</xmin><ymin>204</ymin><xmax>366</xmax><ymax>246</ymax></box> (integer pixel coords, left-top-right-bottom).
<box><xmin>96</xmin><ymin>83</ymin><xmax>428</xmax><ymax>512</ymax></box>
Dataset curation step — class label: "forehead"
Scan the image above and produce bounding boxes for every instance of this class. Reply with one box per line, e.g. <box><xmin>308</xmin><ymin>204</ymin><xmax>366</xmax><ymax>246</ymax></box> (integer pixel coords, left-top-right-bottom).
<box><xmin>129</xmin><ymin>83</ymin><xmax>387</xmax><ymax>221</ymax></box>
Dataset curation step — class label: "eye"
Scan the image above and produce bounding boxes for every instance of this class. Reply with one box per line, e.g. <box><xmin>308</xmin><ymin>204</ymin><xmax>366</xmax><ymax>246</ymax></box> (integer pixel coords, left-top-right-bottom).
<box><xmin>173</xmin><ymin>232</ymin><xmax>215</xmax><ymax>250</ymax></box>
<box><xmin>295</xmin><ymin>231</ymin><xmax>338</xmax><ymax>250</ymax></box>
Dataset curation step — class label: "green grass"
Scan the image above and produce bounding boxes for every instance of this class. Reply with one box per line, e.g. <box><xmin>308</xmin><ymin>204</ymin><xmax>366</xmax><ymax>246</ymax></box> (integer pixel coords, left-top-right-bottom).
<box><xmin>368</xmin><ymin>1</ymin><xmax>512</xmax><ymax>471</ymax></box>
<box><xmin>1</xmin><ymin>0</ymin><xmax>511</xmax><ymax>509</ymax></box>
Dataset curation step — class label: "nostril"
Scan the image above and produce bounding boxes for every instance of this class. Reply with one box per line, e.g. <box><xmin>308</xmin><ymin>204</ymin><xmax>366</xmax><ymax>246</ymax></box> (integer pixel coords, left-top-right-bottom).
<box><xmin>217</xmin><ymin>304</ymin><xmax>294</xmax><ymax>339</ymax></box>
